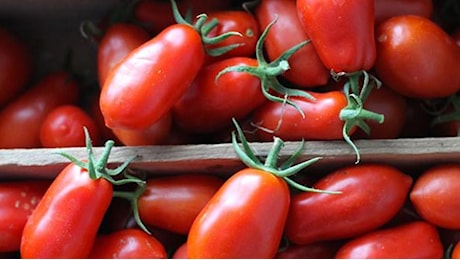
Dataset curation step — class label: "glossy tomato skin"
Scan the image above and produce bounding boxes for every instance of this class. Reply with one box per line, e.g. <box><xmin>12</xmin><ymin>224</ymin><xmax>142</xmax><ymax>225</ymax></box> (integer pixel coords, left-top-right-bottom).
<box><xmin>100</xmin><ymin>23</ymin><xmax>204</xmax><ymax>131</ymax></box>
<box><xmin>375</xmin><ymin>15</ymin><xmax>460</xmax><ymax>98</ymax></box>
<box><xmin>0</xmin><ymin>71</ymin><xmax>80</xmax><ymax>148</ymax></box>
<box><xmin>255</xmin><ymin>0</ymin><xmax>329</xmax><ymax>88</ymax></box>
<box><xmin>40</xmin><ymin>104</ymin><xmax>100</xmax><ymax>148</ymax></box>
<box><xmin>20</xmin><ymin>163</ymin><xmax>113</xmax><ymax>258</ymax></box>
<box><xmin>0</xmin><ymin>26</ymin><xmax>32</xmax><ymax>107</ymax></box>
<box><xmin>410</xmin><ymin>164</ymin><xmax>460</xmax><ymax>229</ymax></box>
<box><xmin>172</xmin><ymin>57</ymin><xmax>265</xmax><ymax>134</ymax></box>
<box><xmin>252</xmin><ymin>90</ymin><xmax>348</xmax><ymax>141</ymax></box>
<box><xmin>285</xmin><ymin>163</ymin><xmax>413</xmax><ymax>245</ymax></box>
<box><xmin>187</xmin><ymin>168</ymin><xmax>290</xmax><ymax>258</ymax></box>
<box><xmin>374</xmin><ymin>0</ymin><xmax>433</xmax><ymax>26</ymax></box>
<box><xmin>296</xmin><ymin>0</ymin><xmax>376</xmax><ymax>72</ymax></box>
<box><xmin>334</xmin><ymin>221</ymin><xmax>444</xmax><ymax>258</ymax></box>
<box><xmin>0</xmin><ymin>181</ymin><xmax>50</xmax><ymax>253</ymax></box>
<box><xmin>88</xmin><ymin>228</ymin><xmax>167</xmax><ymax>259</ymax></box>
<box><xmin>97</xmin><ymin>23</ymin><xmax>150</xmax><ymax>87</ymax></box>
<box><xmin>138</xmin><ymin>174</ymin><xmax>224</xmax><ymax>235</ymax></box>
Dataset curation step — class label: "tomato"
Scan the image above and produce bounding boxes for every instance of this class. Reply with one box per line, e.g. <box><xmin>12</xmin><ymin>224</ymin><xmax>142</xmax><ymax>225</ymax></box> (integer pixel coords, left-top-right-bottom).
<box><xmin>275</xmin><ymin>240</ymin><xmax>343</xmax><ymax>259</ymax></box>
<box><xmin>172</xmin><ymin>57</ymin><xmax>266</xmax><ymax>134</ymax></box>
<box><xmin>334</xmin><ymin>221</ymin><xmax>444</xmax><ymax>258</ymax></box>
<box><xmin>453</xmin><ymin>28</ymin><xmax>460</xmax><ymax>47</ymax></box>
<box><xmin>88</xmin><ymin>228</ymin><xmax>167</xmax><ymax>259</ymax></box>
<box><xmin>97</xmin><ymin>23</ymin><xmax>150</xmax><ymax>87</ymax></box>
<box><xmin>0</xmin><ymin>71</ymin><xmax>80</xmax><ymax>148</ymax></box>
<box><xmin>410</xmin><ymin>163</ymin><xmax>460</xmax><ymax>229</ymax></box>
<box><xmin>111</xmin><ymin>111</ymin><xmax>172</xmax><ymax>146</ymax></box>
<box><xmin>187</xmin><ymin>168</ymin><xmax>290</xmax><ymax>258</ymax></box>
<box><xmin>138</xmin><ymin>174</ymin><xmax>224</xmax><ymax>234</ymax></box>
<box><xmin>255</xmin><ymin>0</ymin><xmax>329</xmax><ymax>88</ymax></box>
<box><xmin>399</xmin><ymin>98</ymin><xmax>432</xmax><ymax>138</ymax></box>
<box><xmin>296</xmin><ymin>0</ymin><xmax>376</xmax><ymax>73</ymax></box>
<box><xmin>375</xmin><ymin>15</ymin><xmax>460</xmax><ymax>98</ymax></box>
<box><xmin>285</xmin><ymin>163</ymin><xmax>413</xmax><ymax>245</ymax></box>
<box><xmin>39</xmin><ymin>105</ymin><xmax>100</xmax><ymax>148</ymax></box>
<box><xmin>0</xmin><ymin>180</ymin><xmax>50</xmax><ymax>253</ymax></box>
<box><xmin>172</xmin><ymin>242</ymin><xmax>187</xmax><ymax>259</ymax></box>
<box><xmin>374</xmin><ymin>0</ymin><xmax>433</xmax><ymax>26</ymax></box>
<box><xmin>452</xmin><ymin>241</ymin><xmax>460</xmax><ymax>259</ymax></box>
<box><xmin>0</xmin><ymin>26</ymin><xmax>32</xmax><ymax>107</ymax></box>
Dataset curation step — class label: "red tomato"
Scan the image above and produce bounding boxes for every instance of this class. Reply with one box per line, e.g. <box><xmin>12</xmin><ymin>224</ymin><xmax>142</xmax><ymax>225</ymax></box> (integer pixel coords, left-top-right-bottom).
<box><xmin>275</xmin><ymin>240</ymin><xmax>343</xmax><ymax>259</ymax></box>
<box><xmin>187</xmin><ymin>168</ymin><xmax>290</xmax><ymax>258</ymax></box>
<box><xmin>88</xmin><ymin>228</ymin><xmax>167</xmax><ymax>259</ymax></box>
<box><xmin>334</xmin><ymin>221</ymin><xmax>444</xmax><ymax>258</ymax></box>
<box><xmin>285</xmin><ymin>163</ymin><xmax>413</xmax><ymax>245</ymax></box>
<box><xmin>172</xmin><ymin>242</ymin><xmax>188</xmax><ymax>259</ymax></box>
<box><xmin>0</xmin><ymin>71</ymin><xmax>80</xmax><ymax>148</ymax></box>
<box><xmin>452</xmin><ymin>241</ymin><xmax>460</xmax><ymax>259</ymax></box>
<box><xmin>410</xmin><ymin>163</ymin><xmax>460</xmax><ymax>229</ymax></box>
<box><xmin>97</xmin><ymin>23</ymin><xmax>150</xmax><ymax>87</ymax></box>
<box><xmin>0</xmin><ymin>181</ymin><xmax>50</xmax><ymax>253</ymax></box>
<box><xmin>374</xmin><ymin>0</ymin><xmax>433</xmax><ymax>26</ymax></box>
<box><xmin>375</xmin><ymin>15</ymin><xmax>460</xmax><ymax>98</ymax></box>
<box><xmin>296</xmin><ymin>0</ymin><xmax>376</xmax><ymax>73</ymax></box>
<box><xmin>252</xmin><ymin>90</ymin><xmax>349</xmax><ymax>141</ymax></box>
<box><xmin>111</xmin><ymin>111</ymin><xmax>172</xmax><ymax>146</ymax></box>
<box><xmin>0</xmin><ymin>26</ymin><xmax>32</xmax><ymax>107</ymax></box>
<box><xmin>100</xmin><ymin>23</ymin><xmax>205</xmax><ymax>130</ymax></box>
<box><xmin>40</xmin><ymin>105</ymin><xmax>100</xmax><ymax>148</ymax></box>
<box><xmin>138</xmin><ymin>174</ymin><xmax>224</xmax><ymax>234</ymax></box>
<box><xmin>20</xmin><ymin>163</ymin><xmax>113</xmax><ymax>258</ymax></box>
<box><xmin>172</xmin><ymin>57</ymin><xmax>266</xmax><ymax>134</ymax></box>
<box><xmin>255</xmin><ymin>0</ymin><xmax>329</xmax><ymax>88</ymax></box>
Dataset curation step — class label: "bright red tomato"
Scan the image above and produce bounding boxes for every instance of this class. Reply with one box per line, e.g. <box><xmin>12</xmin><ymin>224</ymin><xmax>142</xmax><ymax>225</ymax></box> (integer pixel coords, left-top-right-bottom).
<box><xmin>452</xmin><ymin>241</ymin><xmax>460</xmax><ymax>259</ymax></box>
<box><xmin>172</xmin><ymin>57</ymin><xmax>266</xmax><ymax>134</ymax></box>
<box><xmin>20</xmin><ymin>163</ymin><xmax>113</xmax><ymax>258</ymax></box>
<box><xmin>296</xmin><ymin>0</ymin><xmax>376</xmax><ymax>73</ymax></box>
<box><xmin>410</xmin><ymin>163</ymin><xmax>460</xmax><ymax>229</ymax></box>
<box><xmin>0</xmin><ymin>71</ymin><xmax>80</xmax><ymax>148</ymax></box>
<box><xmin>334</xmin><ymin>221</ymin><xmax>444</xmax><ymax>258</ymax></box>
<box><xmin>187</xmin><ymin>168</ymin><xmax>290</xmax><ymax>258</ymax></box>
<box><xmin>0</xmin><ymin>181</ymin><xmax>50</xmax><ymax>253</ymax></box>
<box><xmin>375</xmin><ymin>15</ymin><xmax>460</xmax><ymax>98</ymax></box>
<box><xmin>88</xmin><ymin>228</ymin><xmax>167</xmax><ymax>259</ymax></box>
<box><xmin>97</xmin><ymin>23</ymin><xmax>150</xmax><ymax>87</ymax></box>
<box><xmin>0</xmin><ymin>26</ymin><xmax>32</xmax><ymax>107</ymax></box>
<box><xmin>285</xmin><ymin>163</ymin><xmax>413</xmax><ymax>245</ymax></box>
<box><xmin>255</xmin><ymin>0</ymin><xmax>329</xmax><ymax>88</ymax></box>
<box><xmin>138</xmin><ymin>174</ymin><xmax>224</xmax><ymax>235</ymax></box>
<box><xmin>374</xmin><ymin>0</ymin><xmax>433</xmax><ymax>26</ymax></box>
<box><xmin>40</xmin><ymin>105</ymin><xmax>100</xmax><ymax>148</ymax></box>
<box><xmin>100</xmin><ymin>23</ymin><xmax>205</xmax><ymax>130</ymax></box>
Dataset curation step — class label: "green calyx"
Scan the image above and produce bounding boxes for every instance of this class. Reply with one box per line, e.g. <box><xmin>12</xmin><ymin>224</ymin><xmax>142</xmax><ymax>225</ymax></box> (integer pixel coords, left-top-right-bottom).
<box><xmin>336</xmin><ymin>71</ymin><xmax>385</xmax><ymax>164</ymax></box>
<box><xmin>232</xmin><ymin>119</ymin><xmax>340</xmax><ymax>194</ymax></box>
<box><xmin>170</xmin><ymin>0</ymin><xmax>242</xmax><ymax>57</ymax></box>
<box><xmin>216</xmin><ymin>18</ymin><xmax>315</xmax><ymax>118</ymax></box>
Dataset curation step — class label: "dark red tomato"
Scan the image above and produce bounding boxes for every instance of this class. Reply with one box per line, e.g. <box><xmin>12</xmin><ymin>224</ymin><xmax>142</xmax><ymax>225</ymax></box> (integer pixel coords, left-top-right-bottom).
<box><xmin>410</xmin><ymin>163</ymin><xmax>460</xmax><ymax>229</ymax></box>
<box><xmin>399</xmin><ymin>98</ymin><xmax>432</xmax><ymax>138</ymax></box>
<box><xmin>0</xmin><ymin>71</ymin><xmax>80</xmax><ymax>148</ymax></box>
<box><xmin>334</xmin><ymin>221</ymin><xmax>443</xmax><ymax>258</ymax></box>
<box><xmin>88</xmin><ymin>228</ymin><xmax>167</xmax><ymax>259</ymax></box>
<box><xmin>88</xmin><ymin>93</ymin><xmax>120</xmax><ymax>145</ymax></box>
<box><xmin>453</xmin><ymin>28</ymin><xmax>460</xmax><ymax>47</ymax></box>
<box><xmin>296</xmin><ymin>0</ymin><xmax>376</xmax><ymax>73</ymax></box>
<box><xmin>0</xmin><ymin>180</ymin><xmax>50</xmax><ymax>253</ymax></box>
<box><xmin>352</xmin><ymin>86</ymin><xmax>407</xmax><ymax>139</ymax></box>
<box><xmin>203</xmin><ymin>10</ymin><xmax>260</xmax><ymax>63</ymax></box>
<box><xmin>275</xmin><ymin>240</ymin><xmax>343</xmax><ymax>259</ymax></box>
<box><xmin>375</xmin><ymin>15</ymin><xmax>460</xmax><ymax>98</ymax></box>
<box><xmin>172</xmin><ymin>57</ymin><xmax>265</xmax><ymax>134</ymax></box>
<box><xmin>100</xmin><ymin>23</ymin><xmax>205</xmax><ymax>130</ymax></box>
<box><xmin>40</xmin><ymin>105</ymin><xmax>100</xmax><ymax>148</ymax></box>
<box><xmin>255</xmin><ymin>0</ymin><xmax>329</xmax><ymax>88</ymax></box>
<box><xmin>187</xmin><ymin>168</ymin><xmax>290</xmax><ymax>258</ymax></box>
<box><xmin>138</xmin><ymin>174</ymin><xmax>224</xmax><ymax>235</ymax></box>
<box><xmin>172</xmin><ymin>242</ymin><xmax>187</xmax><ymax>259</ymax></box>
<box><xmin>374</xmin><ymin>0</ymin><xmax>433</xmax><ymax>26</ymax></box>
<box><xmin>452</xmin><ymin>241</ymin><xmax>460</xmax><ymax>259</ymax></box>
<box><xmin>97</xmin><ymin>23</ymin><xmax>150</xmax><ymax>87</ymax></box>
<box><xmin>20</xmin><ymin>163</ymin><xmax>113</xmax><ymax>258</ymax></box>
<box><xmin>251</xmin><ymin>90</ymin><xmax>349</xmax><ymax>141</ymax></box>
<box><xmin>285</xmin><ymin>163</ymin><xmax>413</xmax><ymax>245</ymax></box>
<box><xmin>111</xmin><ymin>111</ymin><xmax>172</xmax><ymax>146</ymax></box>
<box><xmin>0</xmin><ymin>26</ymin><xmax>32</xmax><ymax>107</ymax></box>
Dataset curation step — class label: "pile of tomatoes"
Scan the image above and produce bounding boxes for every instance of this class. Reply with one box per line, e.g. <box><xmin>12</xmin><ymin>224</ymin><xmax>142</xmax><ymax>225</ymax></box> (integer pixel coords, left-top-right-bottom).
<box><xmin>0</xmin><ymin>0</ymin><xmax>460</xmax><ymax>258</ymax></box>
